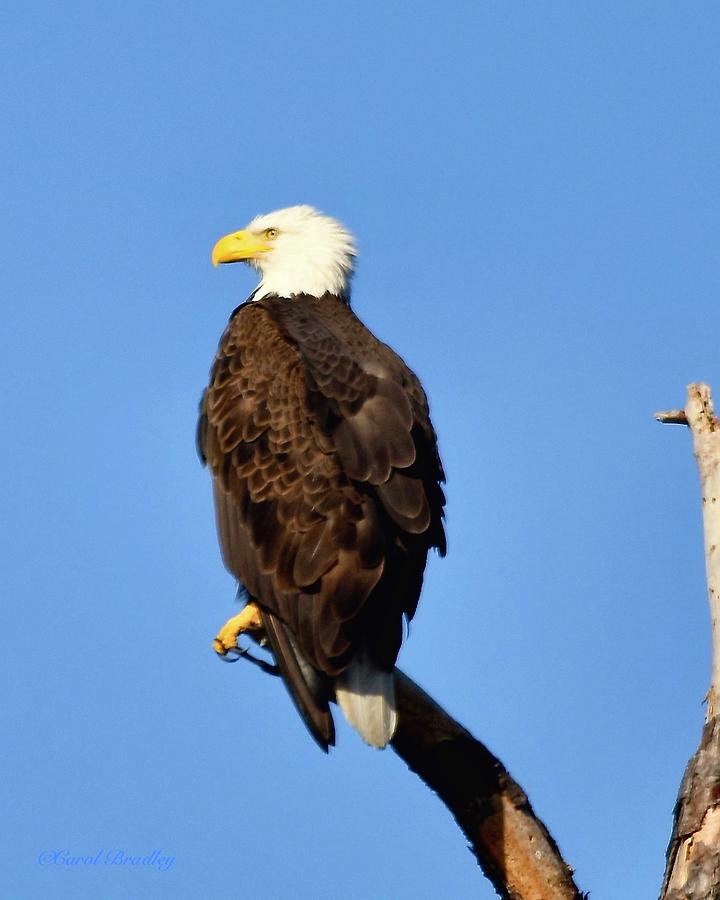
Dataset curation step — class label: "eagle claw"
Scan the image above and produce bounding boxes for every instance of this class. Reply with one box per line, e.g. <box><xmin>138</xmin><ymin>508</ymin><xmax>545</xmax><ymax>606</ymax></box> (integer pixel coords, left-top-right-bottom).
<box><xmin>213</xmin><ymin>602</ymin><xmax>264</xmax><ymax>656</ymax></box>
<box><xmin>219</xmin><ymin>642</ymin><xmax>281</xmax><ymax>676</ymax></box>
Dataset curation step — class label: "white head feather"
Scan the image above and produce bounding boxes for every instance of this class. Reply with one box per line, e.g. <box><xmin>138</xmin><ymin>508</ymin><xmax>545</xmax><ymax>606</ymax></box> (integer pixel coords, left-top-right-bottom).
<box><xmin>243</xmin><ymin>205</ymin><xmax>356</xmax><ymax>301</ymax></box>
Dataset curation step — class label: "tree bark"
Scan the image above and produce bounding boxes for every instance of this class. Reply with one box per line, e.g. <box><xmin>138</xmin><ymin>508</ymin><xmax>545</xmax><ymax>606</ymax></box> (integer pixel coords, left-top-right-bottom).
<box><xmin>391</xmin><ymin>670</ymin><xmax>584</xmax><ymax>900</ymax></box>
<box><xmin>657</xmin><ymin>384</ymin><xmax>720</xmax><ymax>899</ymax></box>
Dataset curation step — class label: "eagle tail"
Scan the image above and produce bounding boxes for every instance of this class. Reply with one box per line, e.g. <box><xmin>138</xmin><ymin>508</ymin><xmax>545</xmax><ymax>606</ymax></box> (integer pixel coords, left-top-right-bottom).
<box><xmin>261</xmin><ymin>611</ymin><xmax>336</xmax><ymax>752</ymax></box>
<box><xmin>335</xmin><ymin>656</ymin><xmax>397</xmax><ymax>748</ymax></box>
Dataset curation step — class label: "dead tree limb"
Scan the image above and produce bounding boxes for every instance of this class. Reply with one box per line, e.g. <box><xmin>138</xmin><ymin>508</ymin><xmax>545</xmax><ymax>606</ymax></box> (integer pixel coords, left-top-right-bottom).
<box><xmin>657</xmin><ymin>383</ymin><xmax>720</xmax><ymax>899</ymax></box>
<box><xmin>391</xmin><ymin>669</ymin><xmax>584</xmax><ymax>900</ymax></box>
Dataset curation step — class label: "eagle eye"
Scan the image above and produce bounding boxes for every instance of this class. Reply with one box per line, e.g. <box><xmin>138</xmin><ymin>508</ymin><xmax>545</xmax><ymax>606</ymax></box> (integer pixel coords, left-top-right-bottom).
<box><xmin>264</xmin><ymin>228</ymin><xmax>279</xmax><ymax>240</ymax></box>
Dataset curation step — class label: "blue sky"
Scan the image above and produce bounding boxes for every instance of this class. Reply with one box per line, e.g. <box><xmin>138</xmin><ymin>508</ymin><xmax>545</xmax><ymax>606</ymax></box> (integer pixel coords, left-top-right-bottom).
<box><xmin>3</xmin><ymin>3</ymin><xmax>719</xmax><ymax>898</ymax></box>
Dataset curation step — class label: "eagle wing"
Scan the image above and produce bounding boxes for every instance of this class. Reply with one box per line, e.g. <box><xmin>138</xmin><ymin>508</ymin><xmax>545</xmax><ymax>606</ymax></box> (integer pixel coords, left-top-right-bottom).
<box><xmin>198</xmin><ymin>294</ymin><xmax>445</xmax><ymax>742</ymax></box>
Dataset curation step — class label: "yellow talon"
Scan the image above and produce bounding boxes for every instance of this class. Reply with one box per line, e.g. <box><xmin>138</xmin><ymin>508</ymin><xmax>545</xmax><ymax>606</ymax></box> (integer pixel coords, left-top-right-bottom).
<box><xmin>213</xmin><ymin>602</ymin><xmax>264</xmax><ymax>655</ymax></box>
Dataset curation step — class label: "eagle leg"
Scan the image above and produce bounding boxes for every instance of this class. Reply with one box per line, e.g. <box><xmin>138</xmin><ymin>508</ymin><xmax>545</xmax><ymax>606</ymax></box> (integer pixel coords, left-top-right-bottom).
<box><xmin>213</xmin><ymin>602</ymin><xmax>264</xmax><ymax>655</ymax></box>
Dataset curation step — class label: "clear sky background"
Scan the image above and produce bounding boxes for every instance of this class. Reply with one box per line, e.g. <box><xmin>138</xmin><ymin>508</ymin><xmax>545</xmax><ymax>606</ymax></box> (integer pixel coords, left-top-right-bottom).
<box><xmin>3</xmin><ymin>3</ymin><xmax>719</xmax><ymax>898</ymax></box>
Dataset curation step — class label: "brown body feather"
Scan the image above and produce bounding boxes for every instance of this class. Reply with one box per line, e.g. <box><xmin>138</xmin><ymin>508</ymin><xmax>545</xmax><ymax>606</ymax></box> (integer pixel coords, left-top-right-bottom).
<box><xmin>198</xmin><ymin>293</ymin><xmax>445</xmax><ymax>747</ymax></box>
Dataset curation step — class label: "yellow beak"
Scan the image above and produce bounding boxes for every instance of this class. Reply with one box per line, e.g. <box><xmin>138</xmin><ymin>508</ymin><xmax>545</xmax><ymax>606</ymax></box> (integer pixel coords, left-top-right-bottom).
<box><xmin>211</xmin><ymin>230</ymin><xmax>271</xmax><ymax>267</ymax></box>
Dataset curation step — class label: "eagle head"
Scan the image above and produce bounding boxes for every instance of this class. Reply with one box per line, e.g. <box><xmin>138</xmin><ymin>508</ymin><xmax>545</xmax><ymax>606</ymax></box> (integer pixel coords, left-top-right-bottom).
<box><xmin>212</xmin><ymin>205</ymin><xmax>356</xmax><ymax>301</ymax></box>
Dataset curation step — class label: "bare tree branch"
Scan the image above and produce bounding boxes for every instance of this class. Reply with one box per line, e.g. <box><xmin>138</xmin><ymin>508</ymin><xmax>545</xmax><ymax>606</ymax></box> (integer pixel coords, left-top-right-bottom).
<box><xmin>655</xmin><ymin>410</ymin><xmax>689</xmax><ymax>426</ymax></box>
<box><xmin>391</xmin><ymin>670</ymin><xmax>584</xmax><ymax>900</ymax></box>
<box><xmin>658</xmin><ymin>383</ymin><xmax>720</xmax><ymax>899</ymax></box>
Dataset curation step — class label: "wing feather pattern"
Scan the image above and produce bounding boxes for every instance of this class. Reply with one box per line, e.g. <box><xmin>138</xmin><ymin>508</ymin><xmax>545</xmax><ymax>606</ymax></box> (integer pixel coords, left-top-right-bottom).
<box><xmin>199</xmin><ymin>294</ymin><xmax>445</xmax><ymax>746</ymax></box>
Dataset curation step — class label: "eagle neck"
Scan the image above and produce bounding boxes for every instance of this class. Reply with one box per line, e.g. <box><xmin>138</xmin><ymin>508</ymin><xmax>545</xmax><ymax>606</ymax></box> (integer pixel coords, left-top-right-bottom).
<box><xmin>251</xmin><ymin>288</ymin><xmax>351</xmax><ymax>307</ymax></box>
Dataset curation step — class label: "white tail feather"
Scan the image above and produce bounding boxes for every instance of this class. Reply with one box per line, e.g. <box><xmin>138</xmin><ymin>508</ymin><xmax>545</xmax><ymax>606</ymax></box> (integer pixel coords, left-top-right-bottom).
<box><xmin>335</xmin><ymin>657</ymin><xmax>397</xmax><ymax>748</ymax></box>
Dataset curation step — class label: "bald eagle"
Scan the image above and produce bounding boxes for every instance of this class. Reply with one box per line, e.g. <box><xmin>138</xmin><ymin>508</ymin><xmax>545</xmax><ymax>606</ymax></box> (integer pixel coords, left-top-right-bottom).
<box><xmin>198</xmin><ymin>206</ymin><xmax>446</xmax><ymax>750</ymax></box>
